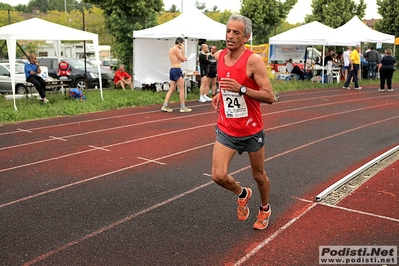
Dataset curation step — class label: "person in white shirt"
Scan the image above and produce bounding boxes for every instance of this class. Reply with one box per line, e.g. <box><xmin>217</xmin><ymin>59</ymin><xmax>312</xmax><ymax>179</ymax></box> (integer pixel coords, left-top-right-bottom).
<box><xmin>343</xmin><ymin>46</ymin><xmax>351</xmax><ymax>81</ymax></box>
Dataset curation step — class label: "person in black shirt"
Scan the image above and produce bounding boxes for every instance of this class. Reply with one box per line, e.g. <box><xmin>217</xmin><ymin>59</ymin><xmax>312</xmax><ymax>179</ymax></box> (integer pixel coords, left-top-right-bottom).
<box><xmin>198</xmin><ymin>43</ymin><xmax>211</xmax><ymax>102</ymax></box>
<box><xmin>208</xmin><ymin>45</ymin><xmax>218</xmax><ymax>97</ymax></box>
<box><xmin>378</xmin><ymin>48</ymin><xmax>396</xmax><ymax>91</ymax></box>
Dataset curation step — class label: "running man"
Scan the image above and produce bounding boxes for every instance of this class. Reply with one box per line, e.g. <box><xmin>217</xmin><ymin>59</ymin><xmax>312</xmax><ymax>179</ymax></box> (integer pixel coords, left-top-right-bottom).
<box><xmin>211</xmin><ymin>15</ymin><xmax>276</xmax><ymax>230</ymax></box>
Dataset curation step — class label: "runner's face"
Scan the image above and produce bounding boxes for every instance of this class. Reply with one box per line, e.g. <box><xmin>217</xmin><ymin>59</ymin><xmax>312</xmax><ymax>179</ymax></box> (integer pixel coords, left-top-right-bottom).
<box><xmin>225</xmin><ymin>20</ymin><xmax>249</xmax><ymax>51</ymax></box>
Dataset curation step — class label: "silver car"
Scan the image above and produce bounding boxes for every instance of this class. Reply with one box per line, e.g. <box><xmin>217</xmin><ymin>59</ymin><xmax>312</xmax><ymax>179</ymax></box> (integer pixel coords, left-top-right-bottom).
<box><xmin>0</xmin><ymin>63</ymin><xmax>28</xmax><ymax>94</ymax></box>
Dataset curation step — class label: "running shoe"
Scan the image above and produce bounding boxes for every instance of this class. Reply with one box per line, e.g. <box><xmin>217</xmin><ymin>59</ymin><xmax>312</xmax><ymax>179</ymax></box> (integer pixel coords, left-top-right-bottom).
<box><xmin>378</xmin><ymin>88</ymin><xmax>385</xmax><ymax>92</ymax></box>
<box><xmin>343</xmin><ymin>86</ymin><xmax>349</xmax><ymax>90</ymax></box>
<box><xmin>204</xmin><ymin>95</ymin><xmax>212</xmax><ymax>102</ymax></box>
<box><xmin>179</xmin><ymin>107</ymin><xmax>192</xmax><ymax>113</ymax></box>
<box><xmin>387</xmin><ymin>88</ymin><xmax>393</xmax><ymax>92</ymax></box>
<box><xmin>354</xmin><ymin>87</ymin><xmax>362</xmax><ymax>90</ymax></box>
<box><xmin>43</xmin><ymin>98</ymin><xmax>50</xmax><ymax>103</ymax></box>
<box><xmin>161</xmin><ymin>106</ymin><xmax>173</xmax><ymax>112</ymax></box>
<box><xmin>253</xmin><ymin>206</ymin><xmax>271</xmax><ymax>230</ymax></box>
<box><xmin>199</xmin><ymin>96</ymin><xmax>207</xmax><ymax>103</ymax></box>
<box><xmin>237</xmin><ymin>188</ymin><xmax>252</xmax><ymax>221</ymax></box>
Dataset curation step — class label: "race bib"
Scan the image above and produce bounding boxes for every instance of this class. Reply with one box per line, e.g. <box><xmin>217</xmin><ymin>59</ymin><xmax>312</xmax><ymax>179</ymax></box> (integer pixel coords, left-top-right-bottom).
<box><xmin>222</xmin><ymin>90</ymin><xmax>248</xmax><ymax>118</ymax></box>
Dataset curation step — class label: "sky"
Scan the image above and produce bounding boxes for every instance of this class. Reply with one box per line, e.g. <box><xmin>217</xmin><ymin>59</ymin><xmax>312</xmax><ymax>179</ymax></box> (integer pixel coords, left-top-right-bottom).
<box><xmin>4</xmin><ymin>0</ymin><xmax>382</xmax><ymax>24</ymax></box>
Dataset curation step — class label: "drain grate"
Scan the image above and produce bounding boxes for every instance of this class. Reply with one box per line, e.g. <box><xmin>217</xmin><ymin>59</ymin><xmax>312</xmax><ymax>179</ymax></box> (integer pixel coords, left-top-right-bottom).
<box><xmin>321</xmin><ymin>151</ymin><xmax>399</xmax><ymax>205</ymax></box>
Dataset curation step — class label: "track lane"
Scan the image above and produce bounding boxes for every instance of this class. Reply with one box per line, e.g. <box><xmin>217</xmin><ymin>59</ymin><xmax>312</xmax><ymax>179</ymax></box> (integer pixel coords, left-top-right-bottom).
<box><xmin>1</xmin><ymin>87</ymin><xmax>399</xmax><ymax>265</ymax></box>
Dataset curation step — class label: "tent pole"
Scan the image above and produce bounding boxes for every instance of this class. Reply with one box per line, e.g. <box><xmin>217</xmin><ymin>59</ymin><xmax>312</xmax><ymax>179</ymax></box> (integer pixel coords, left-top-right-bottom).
<box><xmin>184</xmin><ymin>37</ymin><xmax>188</xmax><ymax>100</ymax></box>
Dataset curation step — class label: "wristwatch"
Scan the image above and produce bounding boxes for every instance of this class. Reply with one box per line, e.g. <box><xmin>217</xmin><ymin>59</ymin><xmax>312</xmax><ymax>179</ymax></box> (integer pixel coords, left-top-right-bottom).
<box><xmin>239</xmin><ymin>86</ymin><xmax>247</xmax><ymax>95</ymax></box>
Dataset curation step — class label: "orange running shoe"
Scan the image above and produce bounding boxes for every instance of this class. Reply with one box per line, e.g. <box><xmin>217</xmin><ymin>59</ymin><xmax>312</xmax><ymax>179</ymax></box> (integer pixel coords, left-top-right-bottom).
<box><xmin>253</xmin><ymin>206</ymin><xmax>271</xmax><ymax>230</ymax></box>
<box><xmin>237</xmin><ymin>188</ymin><xmax>252</xmax><ymax>221</ymax></box>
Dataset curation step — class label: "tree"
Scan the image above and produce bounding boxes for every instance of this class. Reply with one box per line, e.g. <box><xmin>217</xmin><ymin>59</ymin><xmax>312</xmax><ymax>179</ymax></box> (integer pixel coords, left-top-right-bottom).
<box><xmin>305</xmin><ymin>0</ymin><xmax>366</xmax><ymax>28</ymax></box>
<box><xmin>158</xmin><ymin>11</ymin><xmax>180</xmax><ymax>25</ymax></box>
<box><xmin>0</xmin><ymin>10</ymin><xmax>24</xmax><ymax>26</ymax></box>
<box><xmin>166</xmin><ymin>4</ymin><xmax>180</xmax><ymax>12</ymax></box>
<box><xmin>82</xmin><ymin>0</ymin><xmax>163</xmax><ymax>72</ymax></box>
<box><xmin>0</xmin><ymin>3</ymin><xmax>12</xmax><ymax>10</ymax></box>
<box><xmin>375</xmin><ymin>0</ymin><xmax>399</xmax><ymax>37</ymax></box>
<box><xmin>194</xmin><ymin>1</ymin><xmax>206</xmax><ymax>11</ymax></box>
<box><xmin>26</xmin><ymin>0</ymin><xmax>79</xmax><ymax>13</ymax></box>
<box><xmin>241</xmin><ymin>0</ymin><xmax>297</xmax><ymax>44</ymax></box>
<box><xmin>40</xmin><ymin>7</ymin><xmax>112</xmax><ymax>45</ymax></box>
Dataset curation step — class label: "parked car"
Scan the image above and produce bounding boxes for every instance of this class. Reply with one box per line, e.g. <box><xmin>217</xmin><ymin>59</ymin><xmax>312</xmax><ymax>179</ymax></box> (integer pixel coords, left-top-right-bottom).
<box><xmin>0</xmin><ymin>62</ymin><xmax>29</xmax><ymax>94</ymax></box>
<box><xmin>37</xmin><ymin>57</ymin><xmax>114</xmax><ymax>90</ymax></box>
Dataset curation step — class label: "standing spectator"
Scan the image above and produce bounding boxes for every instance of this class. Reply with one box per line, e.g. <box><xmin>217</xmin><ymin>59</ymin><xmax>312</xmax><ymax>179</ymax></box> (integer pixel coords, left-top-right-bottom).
<box><xmin>114</xmin><ymin>64</ymin><xmax>133</xmax><ymax>90</ymax></box>
<box><xmin>161</xmin><ymin>37</ymin><xmax>192</xmax><ymax>113</ymax></box>
<box><xmin>343</xmin><ymin>44</ymin><xmax>361</xmax><ymax>90</ymax></box>
<box><xmin>198</xmin><ymin>43</ymin><xmax>211</xmax><ymax>102</ymax></box>
<box><xmin>211</xmin><ymin>14</ymin><xmax>276</xmax><ymax>230</ymax></box>
<box><xmin>343</xmin><ymin>46</ymin><xmax>351</xmax><ymax>81</ymax></box>
<box><xmin>366</xmin><ymin>46</ymin><xmax>380</xmax><ymax>80</ymax></box>
<box><xmin>25</xmin><ymin>53</ymin><xmax>49</xmax><ymax>103</ymax></box>
<box><xmin>378</xmin><ymin>48</ymin><xmax>396</xmax><ymax>92</ymax></box>
<box><xmin>208</xmin><ymin>45</ymin><xmax>218</xmax><ymax>97</ymax></box>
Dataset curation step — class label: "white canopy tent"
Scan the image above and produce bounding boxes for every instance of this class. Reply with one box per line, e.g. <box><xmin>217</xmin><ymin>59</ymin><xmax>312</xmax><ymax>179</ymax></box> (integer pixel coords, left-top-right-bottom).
<box><xmin>269</xmin><ymin>21</ymin><xmax>336</xmax><ymax>68</ymax></box>
<box><xmin>269</xmin><ymin>21</ymin><xmax>335</xmax><ymax>46</ymax></box>
<box><xmin>132</xmin><ymin>3</ymin><xmax>226</xmax><ymax>88</ymax></box>
<box><xmin>325</xmin><ymin>16</ymin><xmax>395</xmax><ymax>46</ymax></box>
<box><xmin>0</xmin><ymin>18</ymin><xmax>103</xmax><ymax>111</ymax></box>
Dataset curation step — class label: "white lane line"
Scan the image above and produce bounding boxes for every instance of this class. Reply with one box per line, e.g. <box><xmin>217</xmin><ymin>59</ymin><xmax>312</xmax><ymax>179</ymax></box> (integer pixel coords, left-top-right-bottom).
<box><xmin>137</xmin><ymin>157</ymin><xmax>166</xmax><ymax>165</ymax></box>
<box><xmin>0</xmin><ymin>91</ymin><xmax>394</xmax><ymax>142</ymax></box>
<box><xmin>234</xmin><ymin>202</ymin><xmax>318</xmax><ymax>266</ymax></box>
<box><xmin>5</xmin><ymin>113</ymin><xmax>398</xmax><ymax>208</ymax></box>
<box><xmin>0</xmin><ymin>143</ymin><xmax>213</xmax><ymax>209</ymax></box>
<box><xmin>319</xmin><ymin>202</ymin><xmax>399</xmax><ymax>223</ymax></box>
<box><xmin>88</xmin><ymin>145</ymin><xmax>111</xmax><ymax>152</ymax></box>
<box><xmin>21</xmin><ymin>181</ymin><xmax>215</xmax><ymax>266</ymax></box>
<box><xmin>0</xmin><ymin>124</ymin><xmax>211</xmax><ymax>173</ymax></box>
<box><xmin>49</xmin><ymin>136</ymin><xmax>68</xmax><ymax>141</ymax></box>
<box><xmin>294</xmin><ymin>196</ymin><xmax>399</xmax><ymax>223</ymax></box>
<box><xmin>17</xmin><ymin>128</ymin><xmax>32</xmax><ymax>133</ymax></box>
<box><xmin>1</xmin><ymin>102</ymin><xmax>397</xmax><ymax>173</ymax></box>
<box><xmin>235</xmin><ymin>195</ymin><xmax>399</xmax><ymax>265</ymax></box>
<box><xmin>0</xmin><ymin>89</ymin><xmax>344</xmax><ymax>136</ymax></box>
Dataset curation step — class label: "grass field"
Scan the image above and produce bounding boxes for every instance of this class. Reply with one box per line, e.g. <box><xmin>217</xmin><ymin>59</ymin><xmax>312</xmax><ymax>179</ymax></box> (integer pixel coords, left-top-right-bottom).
<box><xmin>1</xmin><ymin>72</ymin><xmax>397</xmax><ymax>124</ymax></box>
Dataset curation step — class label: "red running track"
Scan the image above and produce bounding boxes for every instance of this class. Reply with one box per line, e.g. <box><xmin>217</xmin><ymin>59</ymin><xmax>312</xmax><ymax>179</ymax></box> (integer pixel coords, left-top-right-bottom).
<box><xmin>0</xmin><ymin>84</ymin><xmax>398</xmax><ymax>265</ymax></box>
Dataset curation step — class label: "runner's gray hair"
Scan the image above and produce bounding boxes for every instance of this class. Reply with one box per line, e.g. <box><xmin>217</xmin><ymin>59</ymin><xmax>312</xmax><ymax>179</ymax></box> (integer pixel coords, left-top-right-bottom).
<box><xmin>228</xmin><ymin>14</ymin><xmax>252</xmax><ymax>36</ymax></box>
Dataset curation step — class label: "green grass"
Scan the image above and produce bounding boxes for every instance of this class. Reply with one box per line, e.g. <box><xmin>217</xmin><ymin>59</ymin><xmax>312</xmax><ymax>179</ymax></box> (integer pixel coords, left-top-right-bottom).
<box><xmin>1</xmin><ymin>72</ymin><xmax>397</xmax><ymax>124</ymax></box>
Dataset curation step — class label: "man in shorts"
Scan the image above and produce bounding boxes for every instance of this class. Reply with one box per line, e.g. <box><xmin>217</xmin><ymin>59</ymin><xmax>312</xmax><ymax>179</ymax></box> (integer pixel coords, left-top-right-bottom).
<box><xmin>211</xmin><ymin>15</ymin><xmax>276</xmax><ymax>230</ymax></box>
<box><xmin>161</xmin><ymin>37</ymin><xmax>192</xmax><ymax>113</ymax></box>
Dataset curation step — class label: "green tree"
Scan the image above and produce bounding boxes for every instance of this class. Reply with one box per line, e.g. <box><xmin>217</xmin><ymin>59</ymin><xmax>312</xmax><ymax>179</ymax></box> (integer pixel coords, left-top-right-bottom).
<box><xmin>241</xmin><ymin>0</ymin><xmax>297</xmax><ymax>44</ymax></box>
<box><xmin>40</xmin><ymin>7</ymin><xmax>112</xmax><ymax>45</ymax></box>
<box><xmin>0</xmin><ymin>2</ymin><xmax>12</xmax><ymax>10</ymax></box>
<box><xmin>194</xmin><ymin>1</ymin><xmax>206</xmax><ymax>11</ymax></box>
<box><xmin>26</xmin><ymin>0</ymin><xmax>79</xmax><ymax>13</ymax></box>
<box><xmin>0</xmin><ymin>10</ymin><xmax>24</xmax><ymax>26</ymax></box>
<box><xmin>82</xmin><ymin>0</ymin><xmax>163</xmax><ymax>72</ymax></box>
<box><xmin>166</xmin><ymin>4</ymin><xmax>180</xmax><ymax>12</ymax></box>
<box><xmin>158</xmin><ymin>11</ymin><xmax>180</xmax><ymax>24</ymax></box>
<box><xmin>305</xmin><ymin>0</ymin><xmax>366</xmax><ymax>28</ymax></box>
<box><xmin>375</xmin><ymin>0</ymin><xmax>399</xmax><ymax>37</ymax></box>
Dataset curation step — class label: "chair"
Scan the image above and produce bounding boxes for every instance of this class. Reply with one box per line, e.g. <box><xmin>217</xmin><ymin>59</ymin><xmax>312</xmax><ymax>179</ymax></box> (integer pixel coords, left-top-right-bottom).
<box><xmin>327</xmin><ymin>61</ymin><xmax>340</xmax><ymax>83</ymax></box>
<box><xmin>277</xmin><ymin>65</ymin><xmax>286</xmax><ymax>73</ymax></box>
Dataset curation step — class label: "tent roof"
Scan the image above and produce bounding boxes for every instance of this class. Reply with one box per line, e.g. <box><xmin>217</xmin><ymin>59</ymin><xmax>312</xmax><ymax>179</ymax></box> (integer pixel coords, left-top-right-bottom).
<box><xmin>133</xmin><ymin>4</ymin><xmax>226</xmax><ymax>40</ymax></box>
<box><xmin>0</xmin><ymin>17</ymin><xmax>98</xmax><ymax>41</ymax></box>
<box><xmin>269</xmin><ymin>21</ymin><xmax>334</xmax><ymax>45</ymax></box>
<box><xmin>325</xmin><ymin>16</ymin><xmax>395</xmax><ymax>45</ymax></box>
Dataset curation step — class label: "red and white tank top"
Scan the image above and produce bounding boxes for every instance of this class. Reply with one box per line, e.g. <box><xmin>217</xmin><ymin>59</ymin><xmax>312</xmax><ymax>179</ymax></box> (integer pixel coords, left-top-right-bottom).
<box><xmin>217</xmin><ymin>48</ymin><xmax>263</xmax><ymax>137</ymax></box>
